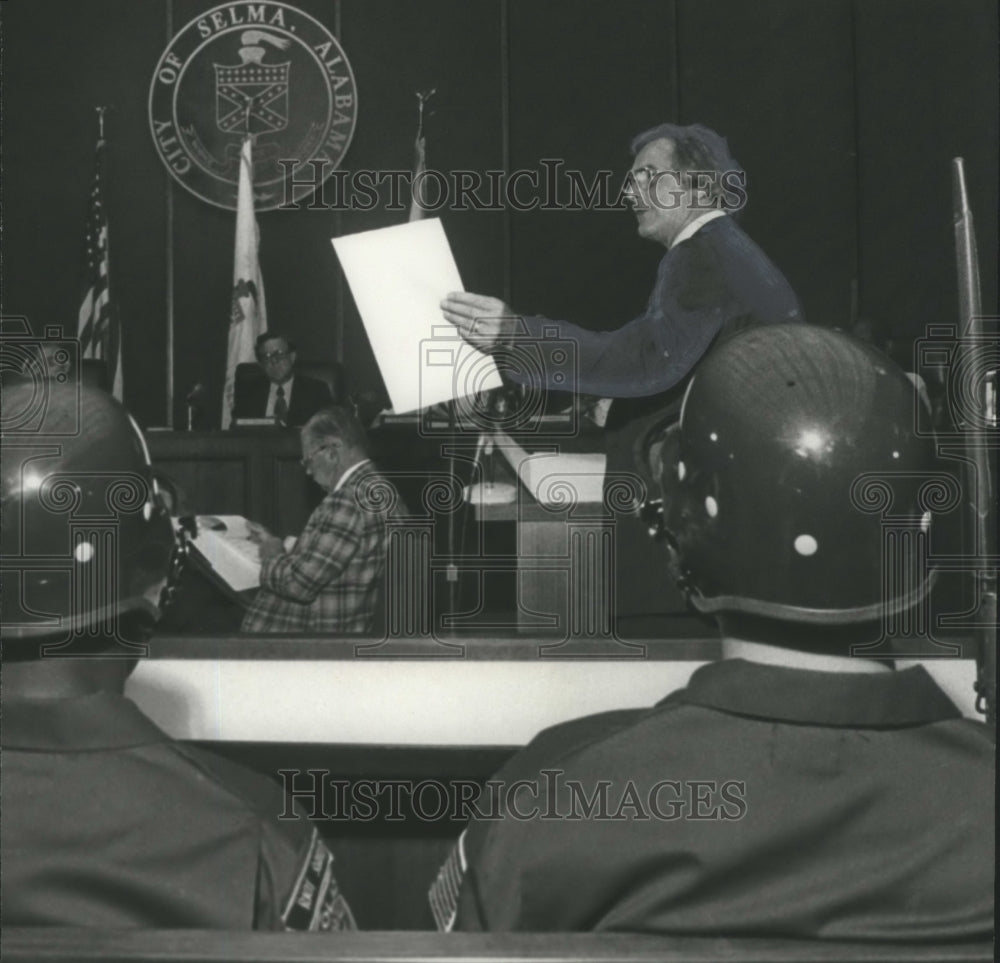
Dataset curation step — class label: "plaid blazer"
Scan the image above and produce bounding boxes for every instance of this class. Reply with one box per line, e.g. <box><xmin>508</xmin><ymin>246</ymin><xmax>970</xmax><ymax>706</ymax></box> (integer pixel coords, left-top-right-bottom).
<box><xmin>242</xmin><ymin>461</ymin><xmax>395</xmax><ymax>633</ymax></box>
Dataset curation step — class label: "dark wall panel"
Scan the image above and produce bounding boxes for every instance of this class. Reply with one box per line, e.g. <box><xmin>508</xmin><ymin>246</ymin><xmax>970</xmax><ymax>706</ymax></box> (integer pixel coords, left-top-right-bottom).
<box><xmin>2</xmin><ymin>0</ymin><xmax>995</xmax><ymax>428</ymax></box>
<box><xmin>677</xmin><ymin>0</ymin><xmax>858</xmax><ymax>327</ymax></box>
<box><xmin>506</xmin><ymin>0</ymin><xmax>676</xmax><ymax>330</ymax></box>
<box><xmin>2</xmin><ymin>0</ymin><xmax>170</xmax><ymax>427</ymax></box>
<box><xmin>335</xmin><ymin>0</ymin><xmax>506</xmax><ymax>408</ymax></box>
<box><xmin>855</xmin><ymin>0</ymin><xmax>999</xmax><ymax>344</ymax></box>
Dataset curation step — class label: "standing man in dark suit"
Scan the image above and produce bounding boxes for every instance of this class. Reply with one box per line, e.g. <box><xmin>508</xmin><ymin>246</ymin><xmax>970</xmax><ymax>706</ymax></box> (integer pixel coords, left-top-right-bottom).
<box><xmin>232</xmin><ymin>333</ymin><xmax>333</xmax><ymax>427</ymax></box>
<box><xmin>442</xmin><ymin>123</ymin><xmax>803</xmax><ymax>633</ymax></box>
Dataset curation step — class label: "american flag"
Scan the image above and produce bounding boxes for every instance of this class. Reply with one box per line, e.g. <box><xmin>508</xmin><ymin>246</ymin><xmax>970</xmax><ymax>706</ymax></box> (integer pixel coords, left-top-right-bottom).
<box><xmin>76</xmin><ymin>128</ymin><xmax>122</xmax><ymax>399</ymax></box>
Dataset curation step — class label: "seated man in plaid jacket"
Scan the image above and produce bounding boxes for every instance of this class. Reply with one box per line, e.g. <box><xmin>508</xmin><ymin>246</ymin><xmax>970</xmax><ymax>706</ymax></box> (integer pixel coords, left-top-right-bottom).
<box><xmin>242</xmin><ymin>407</ymin><xmax>397</xmax><ymax>634</ymax></box>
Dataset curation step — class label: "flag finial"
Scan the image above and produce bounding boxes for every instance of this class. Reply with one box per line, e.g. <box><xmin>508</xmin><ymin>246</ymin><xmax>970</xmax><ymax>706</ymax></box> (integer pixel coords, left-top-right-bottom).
<box><xmin>415</xmin><ymin>88</ymin><xmax>436</xmax><ymax>141</ymax></box>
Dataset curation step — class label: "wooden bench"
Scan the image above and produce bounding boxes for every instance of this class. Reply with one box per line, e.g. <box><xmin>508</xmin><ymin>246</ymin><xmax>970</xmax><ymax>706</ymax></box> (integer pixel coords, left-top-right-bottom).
<box><xmin>3</xmin><ymin>929</ymin><xmax>993</xmax><ymax>963</ymax></box>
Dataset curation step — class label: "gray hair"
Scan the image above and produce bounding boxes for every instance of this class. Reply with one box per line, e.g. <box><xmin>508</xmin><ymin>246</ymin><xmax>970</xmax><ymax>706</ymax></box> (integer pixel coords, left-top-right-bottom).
<box><xmin>630</xmin><ymin>122</ymin><xmax>745</xmax><ymax>211</ymax></box>
<box><xmin>302</xmin><ymin>406</ymin><xmax>369</xmax><ymax>454</ymax></box>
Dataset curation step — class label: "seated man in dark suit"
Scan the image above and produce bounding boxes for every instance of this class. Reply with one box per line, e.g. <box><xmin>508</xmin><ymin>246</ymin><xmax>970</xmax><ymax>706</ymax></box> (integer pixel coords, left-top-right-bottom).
<box><xmin>232</xmin><ymin>333</ymin><xmax>333</xmax><ymax>427</ymax></box>
<box><xmin>1</xmin><ymin>379</ymin><xmax>355</xmax><ymax>930</ymax></box>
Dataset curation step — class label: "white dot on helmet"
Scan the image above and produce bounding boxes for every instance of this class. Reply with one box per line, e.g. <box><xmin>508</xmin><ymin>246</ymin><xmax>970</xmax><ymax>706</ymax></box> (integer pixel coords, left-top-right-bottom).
<box><xmin>794</xmin><ymin>534</ymin><xmax>818</xmax><ymax>556</ymax></box>
<box><xmin>705</xmin><ymin>496</ymin><xmax>718</xmax><ymax>518</ymax></box>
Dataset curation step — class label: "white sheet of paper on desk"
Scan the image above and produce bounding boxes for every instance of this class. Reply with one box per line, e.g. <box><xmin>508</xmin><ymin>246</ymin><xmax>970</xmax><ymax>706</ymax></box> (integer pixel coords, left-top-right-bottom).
<box><xmin>193</xmin><ymin>515</ymin><xmax>261</xmax><ymax>591</ymax></box>
<box><xmin>332</xmin><ymin>219</ymin><xmax>502</xmax><ymax>413</ymax></box>
<box><xmin>199</xmin><ymin>515</ymin><xmax>251</xmax><ymax>538</ymax></box>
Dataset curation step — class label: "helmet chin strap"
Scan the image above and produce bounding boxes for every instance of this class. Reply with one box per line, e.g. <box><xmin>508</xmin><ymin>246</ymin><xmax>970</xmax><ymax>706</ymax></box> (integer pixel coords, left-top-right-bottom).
<box><xmin>157</xmin><ymin>516</ymin><xmax>191</xmax><ymax>615</ymax></box>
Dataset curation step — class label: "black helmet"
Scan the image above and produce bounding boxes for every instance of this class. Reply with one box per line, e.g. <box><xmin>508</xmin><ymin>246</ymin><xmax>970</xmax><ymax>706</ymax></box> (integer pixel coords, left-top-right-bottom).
<box><xmin>1</xmin><ymin>379</ymin><xmax>178</xmax><ymax>644</ymax></box>
<box><xmin>653</xmin><ymin>324</ymin><xmax>943</xmax><ymax>625</ymax></box>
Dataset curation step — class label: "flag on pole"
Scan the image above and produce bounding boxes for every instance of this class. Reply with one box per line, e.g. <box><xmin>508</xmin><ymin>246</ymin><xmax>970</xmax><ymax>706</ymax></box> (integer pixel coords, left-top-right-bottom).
<box><xmin>77</xmin><ymin>112</ymin><xmax>123</xmax><ymax>399</ymax></box>
<box><xmin>222</xmin><ymin>136</ymin><xmax>268</xmax><ymax>427</ymax></box>
<box><xmin>409</xmin><ymin>88</ymin><xmax>435</xmax><ymax>222</ymax></box>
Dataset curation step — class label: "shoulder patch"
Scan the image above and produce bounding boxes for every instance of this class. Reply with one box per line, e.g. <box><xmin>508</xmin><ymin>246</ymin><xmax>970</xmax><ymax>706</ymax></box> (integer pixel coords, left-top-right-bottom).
<box><xmin>428</xmin><ymin>831</ymin><xmax>468</xmax><ymax>932</ymax></box>
<box><xmin>282</xmin><ymin>828</ymin><xmax>356</xmax><ymax>931</ymax></box>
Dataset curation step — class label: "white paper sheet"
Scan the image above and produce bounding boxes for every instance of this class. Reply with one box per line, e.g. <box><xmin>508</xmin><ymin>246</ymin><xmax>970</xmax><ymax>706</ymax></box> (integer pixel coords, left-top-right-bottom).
<box><xmin>332</xmin><ymin>219</ymin><xmax>502</xmax><ymax>413</ymax></box>
<box><xmin>192</xmin><ymin>515</ymin><xmax>261</xmax><ymax>591</ymax></box>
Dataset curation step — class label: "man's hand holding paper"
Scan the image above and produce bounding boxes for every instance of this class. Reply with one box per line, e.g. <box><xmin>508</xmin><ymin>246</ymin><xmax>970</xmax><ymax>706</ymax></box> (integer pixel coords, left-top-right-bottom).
<box><xmin>439</xmin><ymin>292</ymin><xmax>517</xmax><ymax>351</ymax></box>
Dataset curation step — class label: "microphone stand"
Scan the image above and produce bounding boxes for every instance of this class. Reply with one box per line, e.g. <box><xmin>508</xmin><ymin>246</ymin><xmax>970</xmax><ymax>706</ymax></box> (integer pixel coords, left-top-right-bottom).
<box><xmin>952</xmin><ymin>157</ymin><xmax>996</xmax><ymax>728</ymax></box>
<box><xmin>185</xmin><ymin>385</ymin><xmax>203</xmax><ymax>431</ymax></box>
<box><xmin>445</xmin><ymin>399</ymin><xmax>462</xmax><ymax>622</ymax></box>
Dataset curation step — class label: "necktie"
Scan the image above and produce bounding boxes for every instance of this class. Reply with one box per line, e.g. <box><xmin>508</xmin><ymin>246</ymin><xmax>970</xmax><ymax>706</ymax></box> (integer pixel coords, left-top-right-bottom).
<box><xmin>274</xmin><ymin>385</ymin><xmax>288</xmax><ymax>424</ymax></box>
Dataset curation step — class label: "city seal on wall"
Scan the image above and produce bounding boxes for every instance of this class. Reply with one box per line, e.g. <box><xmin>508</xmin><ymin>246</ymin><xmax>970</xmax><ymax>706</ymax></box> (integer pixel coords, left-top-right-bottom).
<box><xmin>148</xmin><ymin>2</ymin><xmax>357</xmax><ymax>210</ymax></box>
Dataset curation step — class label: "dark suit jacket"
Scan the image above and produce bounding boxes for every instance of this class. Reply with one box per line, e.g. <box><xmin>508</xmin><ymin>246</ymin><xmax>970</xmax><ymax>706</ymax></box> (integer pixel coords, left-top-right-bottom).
<box><xmin>231</xmin><ymin>371</ymin><xmax>333</xmax><ymax>427</ymax></box>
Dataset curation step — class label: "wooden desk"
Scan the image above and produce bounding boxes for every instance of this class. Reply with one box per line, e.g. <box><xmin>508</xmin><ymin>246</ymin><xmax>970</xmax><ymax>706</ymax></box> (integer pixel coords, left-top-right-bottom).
<box><xmin>144</xmin><ymin>428</ymin><xmax>704</xmax><ymax>641</ymax></box>
<box><xmin>146</xmin><ymin>429</ymin><xmax>316</xmax><ymax>536</ymax></box>
<box><xmin>146</xmin><ymin>426</ymin><xmax>464</xmax><ymax>536</ymax></box>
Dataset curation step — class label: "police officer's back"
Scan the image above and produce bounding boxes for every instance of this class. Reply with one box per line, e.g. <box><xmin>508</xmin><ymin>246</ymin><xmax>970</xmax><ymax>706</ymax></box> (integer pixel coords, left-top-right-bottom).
<box><xmin>432</xmin><ymin>325</ymin><xmax>994</xmax><ymax>938</ymax></box>
<box><xmin>1</xmin><ymin>380</ymin><xmax>354</xmax><ymax>929</ymax></box>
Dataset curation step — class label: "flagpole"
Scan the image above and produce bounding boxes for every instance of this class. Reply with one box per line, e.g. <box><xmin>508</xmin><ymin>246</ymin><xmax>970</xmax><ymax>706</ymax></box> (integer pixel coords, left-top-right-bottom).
<box><xmin>165</xmin><ymin>179</ymin><xmax>175</xmax><ymax>426</ymax></box>
<box><xmin>97</xmin><ymin>106</ymin><xmax>123</xmax><ymax>401</ymax></box>
<box><xmin>407</xmin><ymin>90</ymin><xmax>458</xmax><ymax>622</ymax></box>
<box><xmin>77</xmin><ymin>106</ymin><xmax>122</xmax><ymax>402</ymax></box>
<box><xmin>164</xmin><ymin>0</ymin><xmax>175</xmax><ymax>427</ymax></box>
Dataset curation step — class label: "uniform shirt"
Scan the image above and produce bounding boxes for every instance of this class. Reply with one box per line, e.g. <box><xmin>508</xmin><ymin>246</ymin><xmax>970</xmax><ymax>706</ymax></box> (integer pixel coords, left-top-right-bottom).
<box><xmin>431</xmin><ymin>659</ymin><xmax>994</xmax><ymax>939</ymax></box>
<box><xmin>513</xmin><ymin>215</ymin><xmax>803</xmax><ymax>399</ymax></box>
<box><xmin>2</xmin><ymin>692</ymin><xmax>355</xmax><ymax>930</ymax></box>
<box><xmin>242</xmin><ymin>461</ymin><xmax>394</xmax><ymax>634</ymax></box>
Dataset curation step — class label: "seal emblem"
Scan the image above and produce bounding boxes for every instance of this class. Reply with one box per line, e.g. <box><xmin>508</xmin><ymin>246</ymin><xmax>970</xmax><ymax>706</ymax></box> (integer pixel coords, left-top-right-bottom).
<box><xmin>148</xmin><ymin>2</ymin><xmax>357</xmax><ymax>209</ymax></box>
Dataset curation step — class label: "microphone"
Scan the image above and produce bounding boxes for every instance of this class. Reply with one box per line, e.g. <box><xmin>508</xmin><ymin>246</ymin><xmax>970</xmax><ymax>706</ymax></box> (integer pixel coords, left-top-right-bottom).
<box><xmin>185</xmin><ymin>383</ymin><xmax>206</xmax><ymax>430</ymax></box>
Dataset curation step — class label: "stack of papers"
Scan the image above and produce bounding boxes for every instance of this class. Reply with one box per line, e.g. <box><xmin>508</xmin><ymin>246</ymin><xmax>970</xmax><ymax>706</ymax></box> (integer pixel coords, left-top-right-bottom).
<box><xmin>191</xmin><ymin>515</ymin><xmax>261</xmax><ymax>591</ymax></box>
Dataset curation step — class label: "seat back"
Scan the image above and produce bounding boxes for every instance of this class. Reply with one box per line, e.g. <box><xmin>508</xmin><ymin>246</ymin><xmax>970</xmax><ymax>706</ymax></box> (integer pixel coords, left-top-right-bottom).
<box><xmin>297</xmin><ymin>361</ymin><xmax>346</xmax><ymax>405</ymax></box>
<box><xmin>234</xmin><ymin>361</ymin><xmax>268</xmax><ymax>392</ymax></box>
